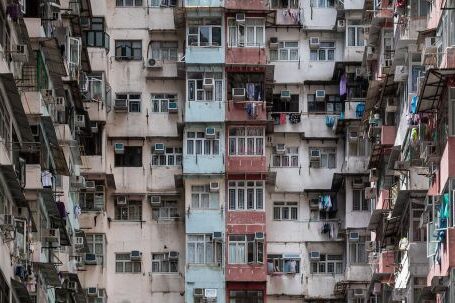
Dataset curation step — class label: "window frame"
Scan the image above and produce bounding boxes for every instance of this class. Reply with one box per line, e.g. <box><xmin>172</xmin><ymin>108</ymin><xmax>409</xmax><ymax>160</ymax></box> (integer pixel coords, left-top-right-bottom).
<box><xmin>267</xmin><ymin>254</ymin><xmax>301</xmax><ymax>273</ymax></box>
<box><xmin>272</xmin><ymin>147</ymin><xmax>299</xmax><ymax>167</ymax></box>
<box><xmin>114</xmin><ymin>146</ymin><xmax>143</xmax><ymax>167</ymax></box>
<box><xmin>116</xmin><ymin>0</ymin><xmax>143</xmax><ymax>7</ymax></box>
<box><xmin>151</xmin><ymin>94</ymin><xmax>177</xmax><ymax>113</ymax></box>
<box><xmin>309</xmin><ymin>41</ymin><xmax>335</xmax><ymax>61</ymax></box>
<box><xmin>115</xmin><ymin>93</ymin><xmax>141</xmax><ymax>113</ymax></box>
<box><xmin>186</xmin><ymin>234</ymin><xmax>222</xmax><ymax>264</ymax></box>
<box><xmin>228</xmin><ymin>234</ymin><xmax>264</xmax><ymax>264</ymax></box>
<box><xmin>114</xmin><ymin>199</ymin><xmax>143</xmax><ymax>221</ymax></box>
<box><xmin>309</xmin><ymin>147</ymin><xmax>337</xmax><ymax>169</ymax></box>
<box><xmin>151</xmin><ymin>252</ymin><xmax>179</xmax><ymax>273</ymax></box>
<box><xmin>186</xmin><ymin>131</ymin><xmax>220</xmax><ymax>156</ymax></box>
<box><xmin>310</xmin><ymin>0</ymin><xmax>335</xmax><ymax>8</ymax></box>
<box><xmin>228</xmin><ymin>127</ymin><xmax>265</xmax><ymax>156</ymax></box>
<box><xmin>187</xmin><ymin>72</ymin><xmax>223</xmax><ymax>102</ymax></box>
<box><xmin>228</xmin><ymin>181</ymin><xmax>264</xmax><ymax>211</ymax></box>
<box><xmin>115</xmin><ymin>40</ymin><xmax>142</xmax><ymax>60</ymax></box>
<box><xmin>151</xmin><ymin>147</ymin><xmax>182</xmax><ymax>166</ymax></box>
<box><xmin>86</xmin><ymin>234</ymin><xmax>105</xmax><ymax>265</ymax></box>
<box><xmin>349</xmin><ymin>237</ymin><xmax>367</xmax><ymax>264</ymax></box>
<box><xmin>148</xmin><ymin>41</ymin><xmax>178</xmax><ymax>61</ymax></box>
<box><xmin>229</xmin><ymin>290</ymin><xmax>264</xmax><ymax>303</ymax></box>
<box><xmin>152</xmin><ymin>200</ymin><xmax>179</xmax><ymax>220</ymax></box>
<box><xmin>227</xmin><ymin>18</ymin><xmax>265</xmax><ymax>48</ymax></box>
<box><xmin>310</xmin><ymin>254</ymin><xmax>344</xmax><ymax>274</ymax></box>
<box><xmin>115</xmin><ymin>253</ymin><xmax>142</xmax><ymax>273</ymax></box>
<box><xmin>186</xmin><ymin>18</ymin><xmax>222</xmax><ymax>47</ymax></box>
<box><xmin>273</xmin><ymin>202</ymin><xmax>298</xmax><ymax>220</ymax></box>
<box><xmin>352</xmin><ymin>188</ymin><xmax>369</xmax><ymax>211</ymax></box>
<box><xmin>270</xmin><ymin>41</ymin><xmax>299</xmax><ymax>61</ymax></box>
<box><xmin>347</xmin><ymin>22</ymin><xmax>366</xmax><ymax>47</ymax></box>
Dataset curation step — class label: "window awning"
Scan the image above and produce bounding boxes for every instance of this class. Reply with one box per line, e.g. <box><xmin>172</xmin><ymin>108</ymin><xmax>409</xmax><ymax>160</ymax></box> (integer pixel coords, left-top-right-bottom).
<box><xmin>34</xmin><ymin>263</ymin><xmax>61</xmax><ymax>288</ymax></box>
<box><xmin>41</xmin><ymin>117</ymin><xmax>69</xmax><ymax>175</ymax></box>
<box><xmin>0</xmin><ymin>74</ymin><xmax>34</xmax><ymax>143</ymax></box>
<box><xmin>11</xmin><ymin>279</ymin><xmax>32</xmax><ymax>303</ymax></box>
<box><xmin>417</xmin><ymin>68</ymin><xmax>455</xmax><ymax>112</ymax></box>
<box><xmin>0</xmin><ymin>165</ymin><xmax>27</xmax><ymax>207</ymax></box>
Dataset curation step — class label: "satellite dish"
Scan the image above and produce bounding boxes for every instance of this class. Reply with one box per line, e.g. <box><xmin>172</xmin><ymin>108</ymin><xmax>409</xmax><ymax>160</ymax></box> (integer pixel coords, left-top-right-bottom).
<box><xmin>148</xmin><ymin>58</ymin><xmax>156</xmax><ymax>66</ymax></box>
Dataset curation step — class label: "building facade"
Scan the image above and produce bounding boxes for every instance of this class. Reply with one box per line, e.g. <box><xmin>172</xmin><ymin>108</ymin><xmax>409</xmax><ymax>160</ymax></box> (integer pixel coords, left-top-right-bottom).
<box><xmin>1</xmin><ymin>0</ymin><xmax>453</xmax><ymax>302</ymax></box>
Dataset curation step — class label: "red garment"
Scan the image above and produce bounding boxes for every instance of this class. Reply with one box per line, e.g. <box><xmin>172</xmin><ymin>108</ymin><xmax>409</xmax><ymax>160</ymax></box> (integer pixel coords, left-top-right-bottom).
<box><xmin>279</xmin><ymin>113</ymin><xmax>286</xmax><ymax>125</ymax></box>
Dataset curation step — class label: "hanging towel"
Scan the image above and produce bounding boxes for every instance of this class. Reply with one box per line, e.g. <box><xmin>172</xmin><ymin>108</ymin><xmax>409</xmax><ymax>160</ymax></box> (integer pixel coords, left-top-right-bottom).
<box><xmin>339</xmin><ymin>73</ymin><xmax>347</xmax><ymax>96</ymax></box>
<box><xmin>279</xmin><ymin>113</ymin><xmax>286</xmax><ymax>125</ymax></box>
<box><xmin>410</xmin><ymin>95</ymin><xmax>418</xmax><ymax>114</ymax></box>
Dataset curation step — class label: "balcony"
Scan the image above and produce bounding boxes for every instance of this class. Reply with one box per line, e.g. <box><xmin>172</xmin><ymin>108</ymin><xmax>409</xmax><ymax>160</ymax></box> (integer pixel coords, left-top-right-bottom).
<box><xmin>226</xmin><ymin>264</ymin><xmax>267</xmax><ymax>281</ymax></box>
<box><xmin>85</xmin><ymin>102</ymin><xmax>106</xmax><ymax>122</ymax></box>
<box><xmin>440</xmin><ymin>46</ymin><xmax>455</xmax><ymax>69</ymax></box>
<box><xmin>185</xmin><ymin>101</ymin><xmax>225</xmax><ymax>123</ymax></box>
<box><xmin>224</xmin><ymin>0</ymin><xmax>269</xmax><ymax>10</ymax></box>
<box><xmin>21</xmin><ymin>91</ymin><xmax>42</xmax><ymax>115</ymax></box>
<box><xmin>376</xmin><ymin>189</ymin><xmax>392</xmax><ymax>210</ymax></box>
<box><xmin>439</xmin><ymin>137</ymin><xmax>455</xmax><ymax>190</ymax></box>
<box><xmin>185</xmin><ymin>47</ymin><xmax>225</xmax><ymax>64</ymax></box>
<box><xmin>144</xmin><ymin>61</ymin><xmax>179</xmax><ymax>80</ymax></box>
<box><xmin>376</xmin><ymin>251</ymin><xmax>395</xmax><ymax>274</ymax></box>
<box><xmin>343</xmin><ymin>100</ymin><xmax>365</xmax><ymax>120</ymax></box>
<box><xmin>394</xmin><ymin>17</ymin><xmax>427</xmax><ymax>49</ymax></box>
<box><xmin>394</xmin><ymin>243</ymin><xmax>427</xmax><ymax>289</ymax></box>
<box><xmin>81</xmin><ymin>155</ymin><xmax>105</xmax><ymax>174</ymax></box>
<box><xmin>226</xmin><ymin>48</ymin><xmax>267</xmax><ymax>65</ymax></box>
<box><xmin>55</xmin><ymin>124</ymin><xmax>74</xmax><ymax>143</ymax></box>
<box><xmin>183</xmin><ymin>154</ymin><xmax>225</xmax><ymax>174</ymax></box>
<box><xmin>226</xmin><ymin>101</ymin><xmax>267</xmax><ymax>123</ymax></box>
<box><xmin>226</xmin><ymin>156</ymin><xmax>267</xmax><ymax>174</ymax></box>
<box><xmin>427</xmin><ymin>227</ymin><xmax>455</xmax><ymax>285</ymax></box>
<box><xmin>184</xmin><ymin>0</ymin><xmax>223</xmax><ymax>7</ymax></box>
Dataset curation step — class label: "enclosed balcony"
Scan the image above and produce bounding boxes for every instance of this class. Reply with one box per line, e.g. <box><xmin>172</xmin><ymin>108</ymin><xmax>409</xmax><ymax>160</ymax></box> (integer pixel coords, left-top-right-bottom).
<box><xmin>226</xmin><ymin>101</ymin><xmax>267</xmax><ymax>122</ymax></box>
<box><xmin>144</xmin><ymin>41</ymin><xmax>182</xmax><ymax>80</ymax></box>
<box><xmin>225</xmin><ymin>0</ymin><xmax>270</xmax><ymax>10</ymax></box>
<box><xmin>184</xmin><ymin>0</ymin><xmax>224</xmax><ymax>7</ymax></box>
<box><xmin>439</xmin><ymin>137</ymin><xmax>455</xmax><ymax>190</ymax></box>
<box><xmin>427</xmin><ymin>227</ymin><xmax>455</xmax><ymax>286</ymax></box>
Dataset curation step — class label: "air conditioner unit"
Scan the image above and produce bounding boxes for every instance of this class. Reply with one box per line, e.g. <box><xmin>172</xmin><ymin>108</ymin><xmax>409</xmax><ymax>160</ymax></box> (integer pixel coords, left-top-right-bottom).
<box><xmin>43</xmin><ymin>228</ymin><xmax>60</xmax><ymax>242</ymax></box>
<box><xmin>154</xmin><ymin>143</ymin><xmax>166</xmax><ymax>154</ymax></box>
<box><xmin>116</xmin><ymin>196</ymin><xmax>127</xmax><ymax>205</ymax></box>
<box><xmin>205</xmin><ymin>288</ymin><xmax>217</xmax><ymax>298</ymax></box>
<box><xmin>203</xmin><ymin>78</ymin><xmax>214</xmax><ymax>90</ymax></box>
<box><xmin>84</xmin><ymin>253</ymin><xmax>97</xmax><ymax>265</ymax></box>
<box><xmin>130</xmin><ymin>250</ymin><xmax>142</xmax><ymax>260</ymax></box>
<box><xmin>353</xmin><ymin>289</ymin><xmax>366</xmax><ymax>297</ymax></box>
<box><xmin>275</xmin><ymin>144</ymin><xmax>286</xmax><ymax>154</ymax></box>
<box><xmin>71</xmin><ymin>175</ymin><xmax>86</xmax><ymax>188</ymax></box>
<box><xmin>255</xmin><ymin>232</ymin><xmax>264</xmax><ymax>240</ymax></box>
<box><xmin>349</xmin><ymin>232</ymin><xmax>360</xmax><ymax>241</ymax></box>
<box><xmin>310</xmin><ymin>149</ymin><xmax>321</xmax><ymax>160</ymax></box>
<box><xmin>309</xmin><ymin>37</ymin><xmax>320</xmax><ymax>49</ymax></box>
<box><xmin>145</xmin><ymin>58</ymin><xmax>163</xmax><ymax>68</ymax></box>
<box><xmin>205</xmin><ymin>127</ymin><xmax>216</xmax><ymax>139</ymax></box>
<box><xmin>0</xmin><ymin>214</ymin><xmax>14</xmax><ymax>226</ymax></box>
<box><xmin>280</xmin><ymin>90</ymin><xmax>291</xmax><ymax>100</ymax></box>
<box><xmin>394</xmin><ymin>65</ymin><xmax>408</xmax><ymax>82</ymax></box>
<box><xmin>213</xmin><ymin>232</ymin><xmax>223</xmax><ymax>241</ymax></box>
<box><xmin>114</xmin><ymin>99</ymin><xmax>128</xmax><ymax>112</ymax></box>
<box><xmin>348</xmin><ymin>131</ymin><xmax>358</xmax><ymax>142</ymax></box>
<box><xmin>210</xmin><ymin>182</ymin><xmax>220</xmax><ymax>192</ymax></box>
<box><xmin>67</xmin><ymin>281</ymin><xmax>78</xmax><ymax>291</ymax></box>
<box><xmin>85</xmin><ymin>181</ymin><xmax>96</xmax><ymax>191</ymax></box>
<box><xmin>90</xmin><ymin>122</ymin><xmax>99</xmax><ymax>134</ymax></box>
<box><xmin>75</xmin><ymin>236</ymin><xmax>84</xmax><ymax>246</ymax></box>
<box><xmin>232</xmin><ymin>88</ymin><xmax>246</xmax><ymax>100</ymax></box>
<box><xmin>269</xmin><ymin>37</ymin><xmax>279</xmax><ymax>49</ymax></box>
<box><xmin>235</xmin><ymin>13</ymin><xmax>245</xmax><ymax>22</ymax></box>
<box><xmin>309</xmin><ymin>198</ymin><xmax>319</xmax><ymax>209</ymax></box>
<box><xmin>168</xmin><ymin>101</ymin><xmax>178</xmax><ymax>113</ymax></box>
<box><xmin>315</xmin><ymin>90</ymin><xmax>326</xmax><ymax>101</ymax></box>
<box><xmin>194</xmin><ymin>288</ymin><xmax>204</xmax><ymax>297</ymax></box>
<box><xmin>168</xmin><ymin>251</ymin><xmax>179</xmax><ymax>259</ymax></box>
<box><xmin>11</xmin><ymin>44</ymin><xmax>28</xmax><ymax>62</ymax></box>
<box><xmin>337</xmin><ymin>19</ymin><xmax>346</xmax><ymax>31</ymax></box>
<box><xmin>149</xmin><ymin>195</ymin><xmax>161</xmax><ymax>206</ymax></box>
<box><xmin>365</xmin><ymin>241</ymin><xmax>376</xmax><ymax>252</ymax></box>
<box><xmin>87</xmin><ymin>287</ymin><xmax>98</xmax><ymax>296</ymax></box>
<box><xmin>114</xmin><ymin>143</ymin><xmax>125</xmax><ymax>154</ymax></box>
<box><xmin>75</xmin><ymin>115</ymin><xmax>85</xmax><ymax>127</ymax></box>
<box><xmin>310</xmin><ymin>251</ymin><xmax>320</xmax><ymax>260</ymax></box>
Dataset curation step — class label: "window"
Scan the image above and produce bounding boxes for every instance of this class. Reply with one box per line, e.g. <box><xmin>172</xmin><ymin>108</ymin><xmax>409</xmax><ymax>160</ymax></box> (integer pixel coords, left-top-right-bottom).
<box><xmin>267</xmin><ymin>254</ymin><xmax>300</xmax><ymax>273</ymax></box>
<box><xmin>151</xmin><ymin>94</ymin><xmax>177</xmax><ymax>113</ymax></box>
<box><xmin>148</xmin><ymin>41</ymin><xmax>178</xmax><ymax>61</ymax></box>
<box><xmin>310</xmin><ymin>209</ymin><xmax>337</xmax><ymax>221</ymax></box>
<box><xmin>152</xmin><ymin>200</ymin><xmax>179</xmax><ymax>220</ymax></box>
<box><xmin>347</xmin><ymin>21</ymin><xmax>366</xmax><ymax>47</ymax></box>
<box><xmin>191</xmin><ymin>185</ymin><xmax>219</xmax><ymax>209</ymax></box>
<box><xmin>228</xmin><ymin>18</ymin><xmax>265</xmax><ymax>47</ymax></box>
<box><xmin>352</xmin><ymin>189</ymin><xmax>368</xmax><ymax>211</ymax></box>
<box><xmin>228</xmin><ymin>235</ymin><xmax>264</xmax><ymax>264</ymax></box>
<box><xmin>79</xmin><ymin>185</ymin><xmax>105</xmax><ymax>211</ymax></box>
<box><xmin>116</xmin><ymin>93</ymin><xmax>141</xmax><ymax>112</ymax></box>
<box><xmin>310</xmin><ymin>254</ymin><xmax>343</xmax><ymax>274</ymax></box>
<box><xmin>270</xmin><ymin>42</ymin><xmax>299</xmax><ymax>61</ymax></box>
<box><xmin>152</xmin><ymin>253</ymin><xmax>178</xmax><ymax>273</ymax></box>
<box><xmin>114</xmin><ymin>146</ymin><xmax>143</xmax><ymax>167</ymax></box>
<box><xmin>149</xmin><ymin>0</ymin><xmax>177</xmax><ymax>7</ymax></box>
<box><xmin>348</xmin><ymin>133</ymin><xmax>367</xmax><ymax>157</ymax></box>
<box><xmin>228</xmin><ymin>181</ymin><xmax>264</xmax><ymax>210</ymax></box>
<box><xmin>187</xmin><ymin>234</ymin><xmax>222</xmax><ymax>264</ymax></box>
<box><xmin>310</xmin><ymin>42</ymin><xmax>335</xmax><ymax>61</ymax></box>
<box><xmin>229</xmin><ymin>291</ymin><xmax>264</xmax><ymax>303</ymax></box>
<box><xmin>116</xmin><ymin>0</ymin><xmax>143</xmax><ymax>6</ymax></box>
<box><xmin>114</xmin><ymin>200</ymin><xmax>143</xmax><ymax>221</ymax></box>
<box><xmin>86</xmin><ymin>234</ymin><xmax>105</xmax><ymax>265</ymax></box>
<box><xmin>309</xmin><ymin>148</ymin><xmax>336</xmax><ymax>169</ymax></box>
<box><xmin>83</xmin><ymin>17</ymin><xmax>110</xmax><ymax>50</ymax></box>
<box><xmin>411</xmin><ymin>65</ymin><xmax>425</xmax><ymax>92</ymax></box>
<box><xmin>271</xmin><ymin>94</ymin><xmax>299</xmax><ymax>112</ymax></box>
<box><xmin>187</xmin><ymin>72</ymin><xmax>223</xmax><ymax>102</ymax></box>
<box><xmin>115</xmin><ymin>40</ymin><xmax>142</xmax><ymax>60</ymax></box>
<box><xmin>152</xmin><ymin>147</ymin><xmax>182</xmax><ymax>166</ymax></box>
<box><xmin>349</xmin><ymin>237</ymin><xmax>367</xmax><ymax>264</ymax></box>
<box><xmin>271</xmin><ymin>0</ymin><xmax>298</xmax><ymax>8</ymax></box>
<box><xmin>307</xmin><ymin>94</ymin><xmax>342</xmax><ymax>113</ymax></box>
<box><xmin>87</xmin><ymin>289</ymin><xmax>105</xmax><ymax>303</ymax></box>
<box><xmin>187</xmin><ymin>18</ymin><xmax>222</xmax><ymax>47</ymax></box>
<box><xmin>310</xmin><ymin>0</ymin><xmax>335</xmax><ymax>7</ymax></box>
<box><xmin>273</xmin><ymin>202</ymin><xmax>298</xmax><ymax>220</ymax></box>
<box><xmin>228</xmin><ymin>127</ymin><xmax>264</xmax><ymax>156</ymax></box>
<box><xmin>186</xmin><ymin>131</ymin><xmax>220</xmax><ymax>155</ymax></box>
<box><xmin>0</xmin><ymin>94</ymin><xmax>11</xmax><ymax>145</ymax></box>
<box><xmin>272</xmin><ymin>147</ymin><xmax>299</xmax><ymax>167</ymax></box>
<box><xmin>115</xmin><ymin>253</ymin><xmax>141</xmax><ymax>273</ymax></box>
